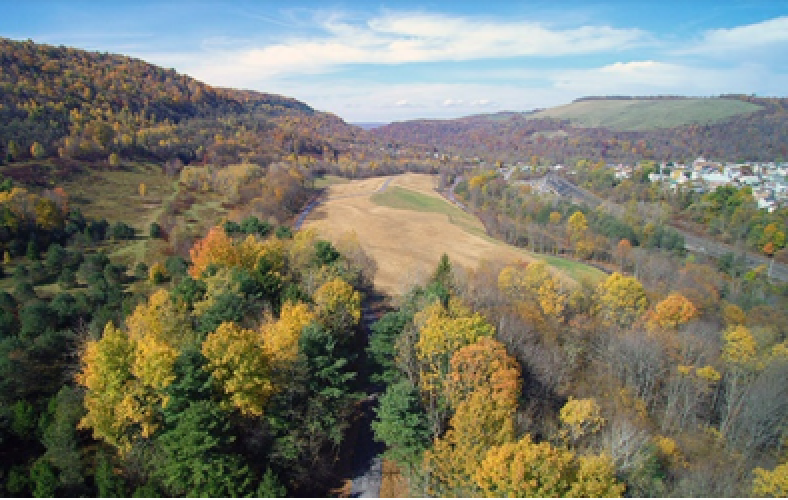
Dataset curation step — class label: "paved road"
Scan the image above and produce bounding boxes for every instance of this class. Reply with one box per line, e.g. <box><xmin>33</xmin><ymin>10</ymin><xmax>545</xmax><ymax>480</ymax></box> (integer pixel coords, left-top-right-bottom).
<box><xmin>543</xmin><ymin>174</ymin><xmax>788</xmax><ymax>282</ymax></box>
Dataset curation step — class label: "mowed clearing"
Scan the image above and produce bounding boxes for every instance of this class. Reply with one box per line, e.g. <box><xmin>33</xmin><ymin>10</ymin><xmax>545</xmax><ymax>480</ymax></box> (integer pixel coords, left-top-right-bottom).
<box><xmin>304</xmin><ymin>173</ymin><xmax>600</xmax><ymax>295</ymax></box>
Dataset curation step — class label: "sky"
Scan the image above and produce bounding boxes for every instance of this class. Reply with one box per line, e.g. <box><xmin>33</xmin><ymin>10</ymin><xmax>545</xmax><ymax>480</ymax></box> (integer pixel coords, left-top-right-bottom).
<box><xmin>2</xmin><ymin>1</ymin><xmax>788</xmax><ymax>123</ymax></box>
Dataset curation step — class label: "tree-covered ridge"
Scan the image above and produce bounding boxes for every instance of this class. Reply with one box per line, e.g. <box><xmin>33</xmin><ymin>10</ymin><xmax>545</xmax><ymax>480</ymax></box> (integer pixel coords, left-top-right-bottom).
<box><xmin>372</xmin><ymin>95</ymin><xmax>788</xmax><ymax>164</ymax></box>
<box><xmin>0</xmin><ymin>37</ymin><xmax>362</xmax><ymax>166</ymax></box>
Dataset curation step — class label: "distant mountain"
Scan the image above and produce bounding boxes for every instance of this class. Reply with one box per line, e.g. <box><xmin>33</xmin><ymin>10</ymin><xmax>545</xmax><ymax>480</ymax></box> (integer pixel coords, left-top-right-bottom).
<box><xmin>528</xmin><ymin>96</ymin><xmax>763</xmax><ymax>131</ymax></box>
<box><xmin>371</xmin><ymin>95</ymin><xmax>788</xmax><ymax>164</ymax></box>
<box><xmin>352</xmin><ymin>122</ymin><xmax>389</xmax><ymax>130</ymax></box>
<box><xmin>0</xmin><ymin>37</ymin><xmax>364</xmax><ymax>166</ymax></box>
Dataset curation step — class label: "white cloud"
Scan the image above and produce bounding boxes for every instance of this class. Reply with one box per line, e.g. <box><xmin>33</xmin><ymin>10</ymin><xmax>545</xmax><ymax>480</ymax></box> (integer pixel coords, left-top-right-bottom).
<box><xmin>470</xmin><ymin>99</ymin><xmax>494</xmax><ymax>107</ymax></box>
<box><xmin>162</xmin><ymin>9</ymin><xmax>647</xmax><ymax>87</ymax></box>
<box><xmin>551</xmin><ymin>60</ymin><xmax>786</xmax><ymax>96</ymax></box>
<box><xmin>679</xmin><ymin>16</ymin><xmax>788</xmax><ymax>58</ymax></box>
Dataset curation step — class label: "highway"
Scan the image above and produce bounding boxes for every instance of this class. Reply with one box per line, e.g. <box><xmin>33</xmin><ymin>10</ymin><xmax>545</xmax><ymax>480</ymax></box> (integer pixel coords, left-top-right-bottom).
<box><xmin>543</xmin><ymin>174</ymin><xmax>788</xmax><ymax>282</ymax></box>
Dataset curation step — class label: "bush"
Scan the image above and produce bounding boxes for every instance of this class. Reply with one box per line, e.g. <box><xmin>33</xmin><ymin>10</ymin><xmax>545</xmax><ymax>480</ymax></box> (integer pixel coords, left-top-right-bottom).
<box><xmin>57</xmin><ymin>268</ymin><xmax>77</xmax><ymax>289</ymax></box>
<box><xmin>111</xmin><ymin>222</ymin><xmax>135</xmax><ymax>240</ymax></box>
<box><xmin>223</xmin><ymin>220</ymin><xmax>241</xmax><ymax>236</ymax></box>
<box><xmin>19</xmin><ymin>300</ymin><xmax>55</xmax><ymax>339</ymax></box>
<box><xmin>12</xmin><ymin>265</ymin><xmax>29</xmax><ymax>283</ymax></box>
<box><xmin>149</xmin><ymin>222</ymin><xmax>163</xmax><ymax>239</ymax></box>
<box><xmin>134</xmin><ymin>262</ymin><xmax>149</xmax><ymax>281</ymax></box>
<box><xmin>45</xmin><ymin>243</ymin><xmax>67</xmax><ymax>270</ymax></box>
<box><xmin>275</xmin><ymin>226</ymin><xmax>293</xmax><ymax>239</ymax></box>
<box><xmin>14</xmin><ymin>281</ymin><xmax>37</xmax><ymax>303</ymax></box>
<box><xmin>149</xmin><ymin>262</ymin><xmax>168</xmax><ymax>284</ymax></box>
<box><xmin>165</xmin><ymin>256</ymin><xmax>189</xmax><ymax>278</ymax></box>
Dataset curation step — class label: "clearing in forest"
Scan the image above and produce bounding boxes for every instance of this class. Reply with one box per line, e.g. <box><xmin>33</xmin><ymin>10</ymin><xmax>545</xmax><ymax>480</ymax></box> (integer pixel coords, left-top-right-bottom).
<box><xmin>304</xmin><ymin>173</ymin><xmax>603</xmax><ymax>295</ymax></box>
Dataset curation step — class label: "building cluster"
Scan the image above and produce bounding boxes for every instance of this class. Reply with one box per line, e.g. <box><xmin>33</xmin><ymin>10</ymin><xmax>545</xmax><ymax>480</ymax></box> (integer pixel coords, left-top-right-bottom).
<box><xmin>492</xmin><ymin>157</ymin><xmax>788</xmax><ymax>212</ymax></box>
<box><xmin>637</xmin><ymin>157</ymin><xmax>788</xmax><ymax>212</ymax></box>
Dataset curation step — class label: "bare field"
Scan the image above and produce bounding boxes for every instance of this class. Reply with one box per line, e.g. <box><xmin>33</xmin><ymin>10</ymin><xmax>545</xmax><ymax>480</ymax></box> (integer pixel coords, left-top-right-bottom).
<box><xmin>304</xmin><ymin>173</ymin><xmax>540</xmax><ymax>295</ymax></box>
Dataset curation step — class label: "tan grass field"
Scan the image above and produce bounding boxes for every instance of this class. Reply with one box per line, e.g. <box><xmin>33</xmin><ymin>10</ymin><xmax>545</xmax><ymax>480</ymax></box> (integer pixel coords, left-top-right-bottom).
<box><xmin>304</xmin><ymin>173</ymin><xmax>544</xmax><ymax>295</ymax></box>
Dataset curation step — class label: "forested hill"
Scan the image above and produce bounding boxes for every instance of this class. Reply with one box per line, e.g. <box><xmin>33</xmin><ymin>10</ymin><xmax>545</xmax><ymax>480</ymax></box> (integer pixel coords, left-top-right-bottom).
<box><xmin>0</xmin><ymin>37</ymin><xmax>363</xmax><ymax>166</ymax></box>
<box><xmin>372</xmin><ymin>95</ymin><xmax>788</xmax><ymax>164</ymax></box>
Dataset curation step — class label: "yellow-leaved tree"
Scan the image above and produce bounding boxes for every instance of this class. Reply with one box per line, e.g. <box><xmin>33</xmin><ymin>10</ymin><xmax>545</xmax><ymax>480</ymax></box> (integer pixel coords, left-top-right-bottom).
<box><xmin>474</xmin><ymin>435</ymin><xmax>624</xmax><ymax>498</ymax></box>
<box><xmin>77</xmin><ymin>290</ymin><xmax>197</xmax><ymax>452</ymax></box>
<box><xmin>424</xmin><ymin>388</ymin><xmax>517</xmax><ymax>497</ymax></box>
<box><xmin>753</xmin><ymin>462</ymin><xmax>788</xmax><ymax>497</ymax></box>
<box><xmin>422</xmin><ymin>336</ymin><xmax>521</xmax><ymax>497</ymax></box>
<box><xmin>415</xmin><ymin>298</ymin><xmax>495</xmax><ymax>393</ymax></box>
<box><xmin>262</xmin><ymin>301</ymin><xmax>315</xmax><ymax>363</ymax></box>
<box><xmin>201</xmin><ymin>322</ymin><xmax>274</xmax><ymax>417</ymax></box>
<box><xmin>313</xmin><ymin>278</ymin><xmax>361</xmax><ymax>336</ymax></box>
<box><xmin>595</xmin><ymin>272</ymin><xmax>648</xmax><ymax>329</ymax></box>
<box><xmin>559</xmin><ymin>397</ymin><xmax>605</xmax><ymax>448</ymax></box>
<box><xmin>498</xmin><ymin>260</ymin><xmax>566</xmax><ymax>319</ymax></box>
<box><xmin>76</xmin><ymin>322</ymin><xmax>137</xmax><ymax>451</ymax></box>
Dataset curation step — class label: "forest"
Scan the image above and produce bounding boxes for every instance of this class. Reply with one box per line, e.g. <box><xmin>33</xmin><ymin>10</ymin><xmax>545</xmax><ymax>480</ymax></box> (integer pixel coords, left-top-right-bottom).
<box><xmin>347</xmin><ymin>168</ymin><xmax>788</xmax><ymax>496</ymax></box>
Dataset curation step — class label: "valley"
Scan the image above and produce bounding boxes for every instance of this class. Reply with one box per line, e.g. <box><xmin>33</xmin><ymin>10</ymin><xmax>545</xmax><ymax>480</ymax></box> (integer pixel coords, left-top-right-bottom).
<box><xmin>302</xmin><ymin>173</ymin><xmax>603</xmax><ymax>295</ymax></box>
<box><xmin>0</xmin><ymin>31</ymin><xmax>787</xmax><ymax>499</ymax></box>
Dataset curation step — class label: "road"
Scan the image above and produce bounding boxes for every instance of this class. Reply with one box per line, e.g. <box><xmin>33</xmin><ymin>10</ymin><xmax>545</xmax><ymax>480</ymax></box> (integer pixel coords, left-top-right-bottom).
<box><xmin>543</xmin><ymin>174</ymin><xmax>788</xmax><ymax>282</ymax></box>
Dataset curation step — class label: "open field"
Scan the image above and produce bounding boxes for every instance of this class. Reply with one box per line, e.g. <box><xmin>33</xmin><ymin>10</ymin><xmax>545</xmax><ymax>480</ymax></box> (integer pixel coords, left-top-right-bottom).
<box><xmin>303</xmin><ymin>173</ymin><xmax>604</xmax><ymax>295</ymax></box>
<box><xmin>529</xmin><ymin>98</ymin><xmax>762</xmax><ymax>131</ymax></box>
<box><xmin>60</xmin><ymin>162</ymin><xmax>229</xmax><ymax>266</ymax></box>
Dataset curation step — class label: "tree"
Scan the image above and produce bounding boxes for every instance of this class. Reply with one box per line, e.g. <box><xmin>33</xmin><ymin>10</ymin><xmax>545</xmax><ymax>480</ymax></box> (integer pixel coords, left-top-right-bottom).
<box><xmin>568</xmin><ymin>211</ymin><xmax>592</xmax><ymax>258</ymax></box>
<box><xmin>149</xmin><ymin>222</ymin><xmax>163</xmax><ymax>239</ymax></box>
<box><xmin>30</xmin><ymin>141</ymin><xmax>46</xmax><ymax>159</ymax></box>
<box><xmin>76</xmin><ymin>322</ymin><xmax>137</xmax><ymax>450</ymax></box>
<box><xmin>423</xmin><ymin>387</ymin><xmax>517</xmax><ymax>497</ymax></box>
<box><xmin>153</xmin><ymin>400</ymin><xmax>254</xmax><ymax>497</ymax></box>
<box><xmin>262</xmin><ymin>301</ymin><xmax>315</xmax><ymax>363</ymax></box>
<box><xmin>367</xmin><ymin>311</ymin><xmax>409</xmax><ymax>384</ymax></box>
<box><xmin>648</xmin><ymin>293</ymin><xmax>698</xmax><ymax>330</ymax></box>
<box><xmin>415</xmin><ymin>298</ymin><xmax>495</xmax><ymax>394</ymax></box>
<box><xmin>498</xmin><ymin>261</ymin><xmax>566</xmax><ymax>319</ymax></box>
<box><xmin>313</xmin><ymin>278</ymin><xmax>361</xmax><ymax>337</ymax></box>
<box><xmin>94</xmin><ymin>451</ymin><xmax>126</xmax><ymax>498</ymax></box>
<box><xmin>595</xmin><ymin>272</ymin><xmax>648</xmax><ymax>329</ymax></box>
<box><xmin>42</xmin><ymin>387</ymin><xmax>86</xmax><ymax>490</ymax></box>
<box><xmin>7</xmin><ymin>139</ymin><xmax>20</xmax><ymax>161</ymax></box>
<box><xmin>108</xmin><ymin>153</ymin><xmax>120</xmax><ymax>167</ymax></box>
<box><xmin>431</xmin><ymin>253</ymin><xmax>454</xmax><ymax>292</ymax></box>
<box><xmin>615</xmin><ymin>238</ymin><xmax>633</xmax><ymax>270</ymax></box>
<box><xmin>372</xmin><ymin>379</ymin><xmax>431</xmax><ymax>469</ymax></box>
<box><xmin>559</xmin><ymin>397</ymin><xmax>605</xmax><ymax>446</ymax></box>
<box><xmin>201</xmin><ymin>321</ymin><xmax>273</xmax><ymax>417</ymax></box>
<box><xmin>474</xmin><ymin>435</ymin><xmax>624</xmax><ymax>498</ymax></box>
<box><xmin>753</xmin><ymin>462</ymin><xmax>788</xmax><ymax>497</ymax></box>
<box><xmin>30</xmin><ymin>459</ymin><xmax>58</xmax><ymax>498</ymax></box>
<box><xmin>445</xmin><ymin>337</ymin><xmax>520</xmax><ymax>410</ymax></box>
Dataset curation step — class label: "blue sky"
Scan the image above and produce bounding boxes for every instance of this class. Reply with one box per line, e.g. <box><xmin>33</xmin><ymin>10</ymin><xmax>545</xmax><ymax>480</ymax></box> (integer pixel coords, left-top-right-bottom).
<box><xmin>3</xmin><ymin>1</ymin><xmax>788</xmax><ymax>122</ymax></box>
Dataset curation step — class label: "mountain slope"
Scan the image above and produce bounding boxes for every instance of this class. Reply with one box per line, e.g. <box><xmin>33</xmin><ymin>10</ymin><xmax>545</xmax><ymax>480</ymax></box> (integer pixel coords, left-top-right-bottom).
<box><xmin>372</xmin><ymin>95</ymin><xmax>788</xmax><ymax>164</ymax></box>
<box><xmin>528</xmin><ymin>97</ymin><xmax>763</xmax><ymax>131</ymax></box>
<box><xmin>0</xmin><ymin>37</ymin><xmax>363</xmax><ymax>166</ymax></box>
